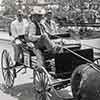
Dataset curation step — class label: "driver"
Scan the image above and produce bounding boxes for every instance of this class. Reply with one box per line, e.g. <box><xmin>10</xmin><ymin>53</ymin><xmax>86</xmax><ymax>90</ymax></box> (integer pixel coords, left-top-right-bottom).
<box><xmin>26</xmin><ymin>11</ymin><xmax>63</xmax><ymax>68</ymax></box>
<box><xmin>26</xmin><ymin>11</ymin><xmax>54</xmax><ymax>67</ymax></box>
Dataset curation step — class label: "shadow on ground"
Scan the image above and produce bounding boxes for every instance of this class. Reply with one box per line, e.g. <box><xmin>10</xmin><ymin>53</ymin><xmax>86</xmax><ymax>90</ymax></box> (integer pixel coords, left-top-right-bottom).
<box><xmin>0</xmin><ymin>83</ymin><xmax>36</xmax><ymax>100</ymax></box>
<box><xmin>0</xmin><ymin>82</ymin><xmax>74</xmax><ymax>100</ymax></box>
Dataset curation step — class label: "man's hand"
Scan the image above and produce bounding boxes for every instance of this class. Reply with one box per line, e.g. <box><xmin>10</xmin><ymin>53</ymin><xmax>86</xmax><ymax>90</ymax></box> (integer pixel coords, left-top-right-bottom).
<box><xmin>10</xmin><ymin>36</ymin><xmax>14</xmax><ymax>41</ymax></box>
<box><xmin>28</xmin><ymin>34</ymin><xmax>41</xmax><ymax>42</ymax></box>
<box><xmin>15</xmin><ymin>39</ymin><xmax>22</xmax><ymax>45</ymax></box>
<box><xmin>26</xmin><ymin>42</ymin><xmax>35</xmax><ymax>48</ymax></box>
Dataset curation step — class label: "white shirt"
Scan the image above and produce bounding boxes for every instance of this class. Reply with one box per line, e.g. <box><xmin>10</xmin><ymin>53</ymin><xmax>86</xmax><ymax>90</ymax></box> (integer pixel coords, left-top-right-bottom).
<box><xmin>11</xmin><ymin>18</ymin><xmax>28</xmax><ymax>38</ymax></box>
<box><xmin>27</xmin><ymin>21</ymin><xmax>36</xmax><ymax>35</ymax></box>
<box><xmin>41</xmin><ymin>18</ymin><xmax>58</xmax><ymax>35</ymax></box>
<box><xmin>27</xmin><ymin>21</ymin><xmax>39</xmax><ymax>41</ymax></box>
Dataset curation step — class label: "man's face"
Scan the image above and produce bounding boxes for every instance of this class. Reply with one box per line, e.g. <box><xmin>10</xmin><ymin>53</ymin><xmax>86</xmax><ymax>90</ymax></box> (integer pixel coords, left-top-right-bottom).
<box><xmin>35</xmin><ymin>14</ymin><xmax>42</xmax><ymax>22</ymax></box>
<box><xmin>47</xmin><ymin>13</ymin><xmax>52</xmax><ymax>20</ymax></box>
<box><xmin>17</xmin><ymin>14</ymin><xmax>23</xmax><ymax>22</ymax></box>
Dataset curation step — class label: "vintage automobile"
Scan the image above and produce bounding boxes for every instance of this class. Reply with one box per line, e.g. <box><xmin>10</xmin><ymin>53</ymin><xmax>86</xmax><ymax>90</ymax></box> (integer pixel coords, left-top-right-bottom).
<box><xmin>1</xmin><ymin>33</ymin><xmax>100</xmax><ymax>100</ymax></box>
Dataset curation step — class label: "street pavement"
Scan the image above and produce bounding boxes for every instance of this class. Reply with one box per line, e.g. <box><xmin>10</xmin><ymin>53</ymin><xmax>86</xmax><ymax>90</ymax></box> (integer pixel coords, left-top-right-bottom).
<box><xmin>80</xmin><ymin>38</ymin><xmax>100</xmax><ymax>58</ymax></box>
<box><xmin>0</xmin><ymin>39</ymin><xmax>35</xmax><ymax>100</ymax></box>
<box><xmin>0</xmin><ymin>32</ymin><xmax>100</xmax><ymax>100</ymax></box>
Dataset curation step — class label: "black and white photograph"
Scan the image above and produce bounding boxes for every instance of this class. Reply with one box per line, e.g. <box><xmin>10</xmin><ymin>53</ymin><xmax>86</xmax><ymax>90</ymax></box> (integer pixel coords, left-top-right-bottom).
<box><xmin>0</xmin><ymin>0</ymin><xmax>100</xmax><ymax>100</ymax></box>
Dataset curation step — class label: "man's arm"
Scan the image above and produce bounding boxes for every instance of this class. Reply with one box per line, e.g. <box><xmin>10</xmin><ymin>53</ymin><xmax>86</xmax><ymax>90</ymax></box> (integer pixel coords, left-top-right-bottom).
<box><xmin>51</xmin><ymin>20</ymin><xmax>59</xmax><ymax>34</ymax></box>
<box><xmin>10</xmin><ymin>22</ymin><xmax>18</xmax><ymax>39</ymax></box>
<box><xmin>28</xmin><ymin>22</ymin><xmax>41</xmax><ymax>41</ymax></box>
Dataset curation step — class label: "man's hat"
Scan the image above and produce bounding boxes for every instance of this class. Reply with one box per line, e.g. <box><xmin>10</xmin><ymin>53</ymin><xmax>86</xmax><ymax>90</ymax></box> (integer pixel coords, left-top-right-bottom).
<box><xmin>30</xmin><ymin>7</ymin><xmax>46</xmax><ymax>15</ymax></box>
<box><xmin>46</xmin><ymin>10</ymin><xmax>52</xmax><ymax>14</ymax></box>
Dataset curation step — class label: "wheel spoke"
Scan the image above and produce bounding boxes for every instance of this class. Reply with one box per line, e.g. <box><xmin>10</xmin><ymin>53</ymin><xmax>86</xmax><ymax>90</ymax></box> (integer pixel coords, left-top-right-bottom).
<box><xmin>3</xmin><ymin>70</ymin><xmax>8</xmax><ymax>80</ymax></box>
<box><xmin>35</xmin><ymin>71</ymin><xmax>43</xmax><ymax>91</ymax></box>
<box><xmin>6</xmin><ymin>72</ymin><xmax>13</xmax><ymax>87</ymax></box>
<box><xmin>40</xmin><ymin>72</ymin><xmax>47</xmax><ymax>88</ymax></box>
<box><xmin>39</xmin><ymin>94</ymin><xmax>44</xmax><ymax>100</ymax></box>
<box><xmin>46</xmin><ymin>92</ymin><xmax>52</xmax><ymax>98</ymax></box>
<box><xmin>42</xmin><ymin>72</ymin><xmax>46</xmax><ymax>82</ymax></box>
<box><xmin>34</xmin><ymin>70</ymin><xmax>52</xmax><ymax>100</ymax></box>
<box><xmin>4</xmin><ymin>71</ymin><xmax>8</xmax><ymax>81</ymax></box>
<box><xmin>45</xmin><ymin>78</ymin><xmax>49</xmax><ymax>89</ymax></box>
<box><xmin>1</xmin><ymin>50</ymin><xmax>14</xmax><ymax>88</ymax></box>
<box><xmin>2</xmin><ymin>59</ymin><xmax>8</xmax><ymax>69</ymax></box>
<box><xmin>36</xmin><ymin>71</ymin><xmax>41</xmax><ymax>81</ymax></box>
<box><xmin>46</xmin><ymin>92</ymin><xmax>51</xmax><ymax>100</ymax></box>
<box><xmin>9</xmin><ymin>72</ymin><xmax>14</xmax><ymax>82</ymax></box>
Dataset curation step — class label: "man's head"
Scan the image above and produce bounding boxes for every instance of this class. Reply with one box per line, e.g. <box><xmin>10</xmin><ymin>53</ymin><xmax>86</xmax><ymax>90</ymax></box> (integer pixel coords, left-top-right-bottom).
<box><xmin>30</xmin><ymin>11</ymin><xmax>43</xmax><ymax>22</ymax></box>
<box><xmin>17</xmin><ymin>9</ymin><xmax>23</xmax><ymax>22</ymax></box>
<box><xmin>45</xmin><ymin>10</ymin><xmax>52</xmax><ymax>20</ymax></box>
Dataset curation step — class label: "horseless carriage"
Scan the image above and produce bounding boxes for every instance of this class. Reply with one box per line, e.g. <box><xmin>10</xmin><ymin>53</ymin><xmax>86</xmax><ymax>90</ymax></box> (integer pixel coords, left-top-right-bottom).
<box><xmin>1</xmin><ymin>33</ymin><xmax>100</xmax><ymax>100</ymax></box>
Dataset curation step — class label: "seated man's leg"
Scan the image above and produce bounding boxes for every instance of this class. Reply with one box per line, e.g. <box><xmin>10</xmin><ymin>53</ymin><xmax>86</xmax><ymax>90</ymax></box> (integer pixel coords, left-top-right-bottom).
<box><xmin>32</xmin><ymin>47</ymin><xmax>44</xmax><ymax>67</ymax></box>
<box><xmin>39</xmin><ymin>35</ymin><xmax>63</xmax><ymax>54</ymax></box>
<box><xmin>35</xmin><ymin>35</ymin><xmax>63</xmax><ymax>54</ymax></box>
<box><xmin>32</xmin><ymin>47</ymin><xmax>52</xmax><ymax>79</ymax></box>
<box><xmin>41</xmin><ymin>35</ymin><xmax>54</xmax><ymax>52</ymax></box>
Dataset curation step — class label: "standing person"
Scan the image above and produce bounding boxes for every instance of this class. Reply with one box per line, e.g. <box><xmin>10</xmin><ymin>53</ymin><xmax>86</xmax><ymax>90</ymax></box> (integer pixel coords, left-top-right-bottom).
<box><xmin>10</xmin><ymin>9</ymin><xmax>28</xmax><ymax>66</ymax></box>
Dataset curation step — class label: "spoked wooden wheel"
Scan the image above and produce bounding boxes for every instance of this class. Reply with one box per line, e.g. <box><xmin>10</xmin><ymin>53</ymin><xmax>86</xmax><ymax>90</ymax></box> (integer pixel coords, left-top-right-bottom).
<box><xmin>1</xmin><ymin>50</ymin><xmax>15</xmax><ymax>88</ymax></box>
<box><xmin>33</xmin><ymin>68</ymin><xmax>52</xmax><ymax>100</ymax></box>
<box><xmin>94</xmin><ymin>58</ymin><xmax>100</xmax><ymax>65</ymax></box>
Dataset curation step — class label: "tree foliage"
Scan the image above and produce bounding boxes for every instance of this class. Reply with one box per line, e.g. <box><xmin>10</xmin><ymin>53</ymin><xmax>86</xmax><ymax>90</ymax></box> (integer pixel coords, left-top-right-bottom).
<box><xmin>1</xmin><ymin>0</ymin><xmax>17</xmax><ymax>16</ymax></box>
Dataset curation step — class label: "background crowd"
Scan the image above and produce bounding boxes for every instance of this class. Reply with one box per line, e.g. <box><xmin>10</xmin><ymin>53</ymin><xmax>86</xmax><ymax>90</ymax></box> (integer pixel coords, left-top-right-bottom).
<box><xmin>1</xmin><ymin>0</ymin><xmax>100</xmax><ymax>39</ymax></box>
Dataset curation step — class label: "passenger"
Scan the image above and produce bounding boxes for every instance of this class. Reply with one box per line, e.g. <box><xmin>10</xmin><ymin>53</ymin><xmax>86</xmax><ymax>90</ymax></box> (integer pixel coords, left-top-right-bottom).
<box><xmin>41</xmin><ymin>10</ymin><xmax>59</xmax><ymax>36</ymax></box>
<box><xmin>10</xmin><ymin>9</ymin><xmax>28</xmax><ymax>66</ymax></box>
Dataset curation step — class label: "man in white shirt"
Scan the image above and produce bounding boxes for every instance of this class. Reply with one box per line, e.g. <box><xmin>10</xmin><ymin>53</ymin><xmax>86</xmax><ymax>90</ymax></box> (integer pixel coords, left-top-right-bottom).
<box><xmin>11</xmin><ymin>10</ymin><xmax>28</xmax><ymax>39</ymax></box>
<box><xmin>10</xmin><ymin>10</ymin><xmax>29</xmax><ymax>66</ymax></box>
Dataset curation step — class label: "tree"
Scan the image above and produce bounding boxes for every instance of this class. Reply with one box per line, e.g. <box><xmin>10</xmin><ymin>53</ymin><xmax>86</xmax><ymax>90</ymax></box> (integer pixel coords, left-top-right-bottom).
<box><xmin>1</xmin><ymin>0</ymin><xmax>17</xmax><ymax>16</ymax></box>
